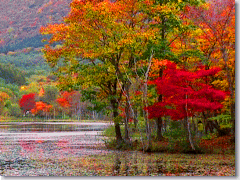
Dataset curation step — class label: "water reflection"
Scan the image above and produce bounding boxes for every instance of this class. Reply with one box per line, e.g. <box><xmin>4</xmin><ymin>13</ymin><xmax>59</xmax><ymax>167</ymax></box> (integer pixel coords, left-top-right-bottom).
<box><xmin>0</xmin><ymin>122</ymin><xmax>109</xmax><ymax>133</ymax></box>
<box><xmin>110</xmin><ymin>152</ymin><xmax>170</xmax><ymax>176</ymax></box>
<box><xmin>0</xmin><ymin>122</ymin><xmax>111</xmax><ymax>163</ymax></box>
<box><xmin>0</xmin><ymin>122</ymin><xmax>204</xmax><ymax>176</ymax></box>
<box><xmin>113</xmin><ymin>155</ymin><xmax>121</xmax><ymax>176</ymax></box>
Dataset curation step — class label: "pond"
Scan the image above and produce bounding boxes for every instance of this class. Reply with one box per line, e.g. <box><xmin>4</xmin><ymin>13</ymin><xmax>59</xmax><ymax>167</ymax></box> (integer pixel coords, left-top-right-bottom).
<box><xmin>0</xmin><ymin>122</ymin><xmax>235</xmax><ymax>176</ymax></box>
<box><xmin>0</xmin><ymin>122</ymin><xmax>114</xmax><ymax>175</ymax></box>
<box><xmin>0</xmin><ymin>121</ymin><xmax>111</xmax><ymax>149</ymax></box>
<box><xmin>0</xmin><ymin>122</ymin><xmax>110</xmax><ymax>132</ymax></box>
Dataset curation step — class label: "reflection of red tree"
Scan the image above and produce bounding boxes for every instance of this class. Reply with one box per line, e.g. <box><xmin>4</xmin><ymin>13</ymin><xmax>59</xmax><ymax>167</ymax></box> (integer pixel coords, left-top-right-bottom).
<box><xmin>0</xmin><ymin>140</ymin><xmax>7</xmax><ymax>152</ymax></box>
<box><xmin>56</xmin><ymin>139</ymin><xmax>69</xmax><ymax>148</ymax></box>
<box><xmin>19</xmin><ymin>140</ymin><xmax>35</xmax><ymax>152</ymax></box>
<box><xmin>19</xmin><ymin>93</ymin><xmax>36</xmax><ymax>114</ymax></box>
<box><xmin>56</xmin><ymin>139</ymin><xmax>70</xmax><ymax>157</ymax></box>
<box><xmin>34</xmin><ymin>139</ymin><xmax>44</xmax><ymax>144</ymax></box>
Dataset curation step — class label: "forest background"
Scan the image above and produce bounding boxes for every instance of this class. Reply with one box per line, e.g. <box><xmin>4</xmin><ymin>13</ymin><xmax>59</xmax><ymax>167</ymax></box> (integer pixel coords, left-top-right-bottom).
<box><xmin>0</xmin><ymin>0</ymin><xmax>236</xmax><ymax>154</ymax></box>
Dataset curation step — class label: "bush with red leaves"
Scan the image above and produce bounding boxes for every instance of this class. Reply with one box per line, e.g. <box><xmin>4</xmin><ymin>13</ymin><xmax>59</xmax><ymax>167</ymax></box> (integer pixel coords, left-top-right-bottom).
<box><xmin>199</xmin><ymin>135</ymin><xmax>234</xmax><ymax>154</ymax></box>
<box><xmin>19</xmin><ymin>93</ymin><xmax>36</xmax><ymax>114</ymax></box>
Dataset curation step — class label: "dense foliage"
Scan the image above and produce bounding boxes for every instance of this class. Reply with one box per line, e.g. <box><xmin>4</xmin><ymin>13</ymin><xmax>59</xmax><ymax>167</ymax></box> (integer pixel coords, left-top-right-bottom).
<box><xmin>0</xmin><ymin>48</ymin><xmax>51</xmax><ymax>76</ymax></box>
<box><xmin>0</xmin><ymin>0</ymin><xmax>235</xmax><ymax>154</ymax></box>
<box><xmin>0</xmin><ymin>63</ymin><xmax>26</xmax><ymax>86</ymax></box>
<box><xmin>38</xmin><ymin>0</ymin><xmax>235</xmax><ymax>152</ymax></box>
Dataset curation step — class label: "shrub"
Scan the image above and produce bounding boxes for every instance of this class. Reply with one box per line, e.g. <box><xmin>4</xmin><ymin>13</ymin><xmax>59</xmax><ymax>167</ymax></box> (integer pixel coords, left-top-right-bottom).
<box><xmin>8</xmin><ymin>103</ymin><xmax>22</xmax><ymax>117</ymax></box>
<box><xmin>198</xmin><ymin>135</ymin><xmax>234</xmax><ymax>154</ymax></box>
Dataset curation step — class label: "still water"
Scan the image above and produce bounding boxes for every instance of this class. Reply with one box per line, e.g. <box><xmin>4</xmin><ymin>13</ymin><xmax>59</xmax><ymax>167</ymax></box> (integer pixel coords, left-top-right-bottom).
<box><xmin>0</xmin><ymin>122</ymin><xmax>110</xmax><ymax>132</ymax></box>
<box><xmin>0</xmin><ymin>122</ymin><xmax>110</xmax><ymax>160</ymax></box>
<box><xmin>0</xmin><ymin>122</ymin><xmax>235</xmax><ymax>176</ymax></box>
<box><xmin>0</xmin><ymin>122</ymin><xmax>114</xmax><ymax>175</ymax></box>
<box><xmin>0</xmin><ymin>122</ymin><xmax>111</xmax><ymax>151</ymax></box>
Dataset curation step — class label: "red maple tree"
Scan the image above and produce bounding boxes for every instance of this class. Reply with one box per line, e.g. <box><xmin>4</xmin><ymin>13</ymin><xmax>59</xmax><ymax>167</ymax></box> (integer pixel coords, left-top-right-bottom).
<box><xmin>146</xmin><ymin>61</ymin><xmax>227</xmax><ymax>151</ymax></box>
<box><xmin>147</xmin><ymin>61</ymin><xmax>227</xmax><ymax>120</ymax></box>
<box><xmin>19</xmin><ymin>93</ymin><xmax>36</xmax><ymax>114</ymax></box>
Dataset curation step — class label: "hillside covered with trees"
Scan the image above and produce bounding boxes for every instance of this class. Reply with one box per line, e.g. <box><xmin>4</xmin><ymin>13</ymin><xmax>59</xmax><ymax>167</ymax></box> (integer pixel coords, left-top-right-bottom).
<box><xmin>0</xmin><ymin>0</ymin><xmax>72</xmax><ymax>53</ymax></box>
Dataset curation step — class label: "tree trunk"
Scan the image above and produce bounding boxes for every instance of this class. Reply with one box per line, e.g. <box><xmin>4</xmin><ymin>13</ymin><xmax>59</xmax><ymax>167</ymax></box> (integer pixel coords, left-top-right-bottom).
<box><xmin>154</xmin><ymin>14</ymin><xmax>166</xmax><ymax>141</ymax></box>
<box><xmin>144</xmin><ymin>105</ymin><xmax>151</xmax><ymax>151</ymax></box>
<box><xmin>185</xmin><ymin>94</ymin><xmax>195</xmax><ymax>151</ymax></box>
<box><xmin>111</xmin><ymin>99</ymin><xmax>123</xmax><ymax>144</ymax></box>
<box><xmin>156</xmin><ymin>117</ymin><xmax>163</xmax><ymax>140</ymax></box>
<box><xmin>231</xmin><ymin>102</ymin><xmax>235</xmax><ymax>134</ymax></box>
<box><xmin>133</xmin><ymin>108</ymin><xmax>138</xmax><ymax>131</ymax></box>
<box><xmin>143</xmin><ymin>50</ymin><xmax>154</xmax><ymax>152</ymax></box>
<box><xmin>202</xmin><ymin>112</ymin><xmax>209</xmax><ymax>135</ymax></box>
<box><xmin>124</xmin><ymin>82</ymin><xmax>131</xmax><ymax>144</ymax></box>
<box><xmin>115</xmin><ymin>122</ymin><xmax>123</xmax><ymax>144</ymax></box>
<box><xmin>156</xmin><ymin>68</ymin><xmax>164</xmax><ymax>140</ymax></box>
<box><xmin>186</xmin><ymin>117</ymin><xmax>195</xmax><ymax>151</ymax></box>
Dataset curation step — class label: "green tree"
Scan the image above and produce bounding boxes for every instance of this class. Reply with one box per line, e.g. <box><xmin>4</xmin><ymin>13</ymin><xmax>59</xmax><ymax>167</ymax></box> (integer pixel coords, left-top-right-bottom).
<box><xmin>7</xmin><ymin>103</ymin><xmax>22</xmax><ymax>117</ymax></box>
<box><xmin>39</xmin><ymin>85</ymin><xmax>59</xmax><ymax>105</ymax></box>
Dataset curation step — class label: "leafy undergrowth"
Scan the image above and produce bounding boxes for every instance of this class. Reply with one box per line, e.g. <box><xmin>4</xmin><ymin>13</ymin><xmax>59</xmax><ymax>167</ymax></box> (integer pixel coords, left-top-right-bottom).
<box><xmin>104</xmin><ymin>136</ymin><xmax>235</xmax><ymax>155</ymax></box>
<box><xmin>198</xmin><ymin>135</ymin><xmax>235</xmax><ymax>154</ymax></box>
<box><xmin>28</xmin><ymin>153</ymin><xmax>235</xmax><ymax>176</ymax></box>
<box><xmin>103</xmin><ymin>124</ymin><xmax>235</xmax><ymax>154</ymax></box>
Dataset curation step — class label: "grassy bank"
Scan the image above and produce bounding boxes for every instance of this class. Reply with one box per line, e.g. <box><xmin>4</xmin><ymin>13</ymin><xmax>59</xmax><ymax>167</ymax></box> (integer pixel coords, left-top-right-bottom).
<box><xmin>102</xmin><ymin>124</ymin><xmax>235</xmax><ymax>154</ymax></box>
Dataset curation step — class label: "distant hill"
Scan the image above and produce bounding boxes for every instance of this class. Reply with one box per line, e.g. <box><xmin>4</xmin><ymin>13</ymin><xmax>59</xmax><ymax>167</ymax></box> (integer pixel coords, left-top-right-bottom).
<box><xmin>0</xmin><ymin>63</ymin><xmax>26</xmax><ymax>86</ymax></box>
<box><xmin>0</xmin><ymin>0</ymin><xmax>72</xmax><ymax>53</ymax></box>
<box><xmin>0</xmin><ymin>48</ymin><xmax>52</xmax><ymax>77</ymax></box>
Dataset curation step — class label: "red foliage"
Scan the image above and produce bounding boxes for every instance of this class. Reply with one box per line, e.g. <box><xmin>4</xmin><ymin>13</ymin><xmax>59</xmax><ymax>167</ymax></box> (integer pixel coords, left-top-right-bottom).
<box><xmin>18</xmin><ymin>140</ymin><xmax>35</xmax><ymax>152</ymax></box>
<box><xmin>184</xmin><ymin>0</ymin><xmax>235</xmax><ymax>61</ymax></box>
<box><xmin>118</xmin><ymin>106</ymin><xmax>134</xmax><ymax>123</ymax></box>
<box><xmin>194</xmin><ymin>67</ymin><xmax>221</xmax><ymax>78</ymax></box>
<box><xmin>19</xmin><ymin>93</ymin><xmax>36</xmax><ymax>113</ymax></box>
<box><xmin>56</xmin><ymin>91</ymin><xmax>80</xmax><ymax>108</ymax></box>
<box><xmin>135</xmin><ymin>91</ymin><xmax>142</xmax><ymax>96</ymax></box>
<box><xmin>199</xmin><ymin>135</ymin><xmax>233</xmax><ymax>153</ymax></box>
<box><xmin>56</xmin><ymin>97</ymin><xmax>70</xmax><ymax>108</ymax></box>
<box><xmin>146</xmin><ymin>61</ymin><xmax>227</xmax><ymax>120</ymax></box>
<box><xmin>31</xmin><ymin>101</ymin><xmax>52</xmax><ymax>115</ymax></box>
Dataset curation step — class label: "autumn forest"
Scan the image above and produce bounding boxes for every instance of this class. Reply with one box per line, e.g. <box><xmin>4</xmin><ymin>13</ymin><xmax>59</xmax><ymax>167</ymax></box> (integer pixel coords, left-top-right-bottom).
<box><xmin>0</xmin><ymin>0</ymin><xmax>236</xmax><ymax>176</ymax></box>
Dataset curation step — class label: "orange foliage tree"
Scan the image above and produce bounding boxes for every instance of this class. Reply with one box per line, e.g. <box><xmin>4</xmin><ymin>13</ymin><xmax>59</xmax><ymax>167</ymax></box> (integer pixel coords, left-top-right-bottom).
<box><xmin>40</xmin><ymin>0</ymin><xmax>160</xmax><ymax>144</ymax></box>
<box><xmin>0</xmin><ymin>91</ymin><xmax>10</xmax><ymax>115</ymax></box>
<box><xmin>31</xmin><ymin>101</ymin><xmax>53</xmax><ymax>117</ymax></box>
